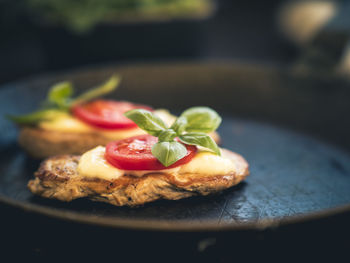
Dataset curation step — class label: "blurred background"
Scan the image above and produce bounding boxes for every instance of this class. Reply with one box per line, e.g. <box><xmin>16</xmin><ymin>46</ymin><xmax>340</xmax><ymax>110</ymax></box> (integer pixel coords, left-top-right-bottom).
<box><xmin>1</xmin><ymin>0</ymin><xmax>350</xmax><ymax>84</ymax></box>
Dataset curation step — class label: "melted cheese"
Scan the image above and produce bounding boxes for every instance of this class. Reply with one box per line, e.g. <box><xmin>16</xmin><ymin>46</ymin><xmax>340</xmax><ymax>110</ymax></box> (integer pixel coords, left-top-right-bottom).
<box><xmin>38</xmin><ymin>109</ymin><xmax>176</xmax><ymax>139</ymax></box>
<box><xmin>77</xmin><ymin>146</ymin><xmax>236</xmax><ymax>180</ymax></box>
<box><xmin>39</xmin><ymin>113</ymin><xmax>94</xmax><ymax>133</ymax></box>
<box><xmin>78</xmin><ymin>146</ymin><xmax>124</xmax><ymax>180</ymax></box>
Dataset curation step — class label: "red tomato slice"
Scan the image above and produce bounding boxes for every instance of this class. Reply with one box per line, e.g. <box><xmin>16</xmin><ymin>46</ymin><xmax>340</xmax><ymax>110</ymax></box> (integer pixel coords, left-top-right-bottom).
<box><xmin>71</xmin><ymin>100</ymin><xmax>152</xmax><ymax>130</ymax></box>
<box><xmin>105</xmin><ymin>135</ymin><xmax>197</xmax><ymax>170</ymax></box>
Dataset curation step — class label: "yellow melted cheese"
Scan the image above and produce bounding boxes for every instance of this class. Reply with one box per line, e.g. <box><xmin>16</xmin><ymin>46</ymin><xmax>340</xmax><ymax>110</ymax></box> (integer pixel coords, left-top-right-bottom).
<box><xmin>38</xmin><ymin>109</ymin><xmax>176</xmax><ymax>139</ymax></box>
<box><xmin>77</xmin><ymin>146</ymin><xmax>236</xmax><ymax>180</ymax></box>
<box><xmin>78</xmin><ymin>146</ymin><xmax>124</xmax><ymax>180</ymax></box>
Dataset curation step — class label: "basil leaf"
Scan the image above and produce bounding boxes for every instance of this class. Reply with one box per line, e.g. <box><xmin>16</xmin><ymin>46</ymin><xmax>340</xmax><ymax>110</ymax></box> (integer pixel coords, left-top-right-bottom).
<box><xmin>72</xmin><ymin>75</ymin><xmax>121</xmax><ymax>105</ymax></box>
<box><xmin>7</xmin><ymin>75</ymin><xmax>121</xmax><ymax>126</ymax></box>
<box><xmin>179</xmin><ymin>107</ymin><xmax>221</xmax><ymax>133</ymax></box>
<box><xmin>124</xmin><ymin>109</ymin><xmax>168</xmax><ymax>136</ymax></box>
<box><xmin>47</xmin><ymin>81</ymin><xmax>73</xmax><ymax>110</ymax></box>
<box><xmin>179</xmin><ymin>132</ymin><xmax>221</xmax><ymax>156</ymax></box>
<box><xmin>170</xmin><ymin>116</ymin><xmax>187</xmax><ymax>134</ymax></box>
<box><xmin>6</xmin><ymin>109</ymin><xmax>64</xmax><ymax>125</ymax></box>
<box><xmin>151</xmin><ymin>141</ymin><xmax>187</xmax><ymax>167</ymax></box>
<box><xmin>158</xmin><ymin>129</ymin><xmax>177</xmax><ymax>142</ymax></box>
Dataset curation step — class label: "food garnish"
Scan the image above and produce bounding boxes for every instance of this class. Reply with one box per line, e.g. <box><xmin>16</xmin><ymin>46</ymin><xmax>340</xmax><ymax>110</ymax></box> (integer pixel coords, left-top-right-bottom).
<box><xmin>7</xmin><ymin>75</ymin><xmax>120</xmax><ymax>125</ymax></box>
<box><xmin>105</xmin><ymin>134</ymin><xmax>197</xmax><ymax>170</ymax></box>
<box><xmin>123</xmin><ymin>107</ymin><xmax>221</xmax><ymax>167</ymax></box>
<box><xmin>71</xmin><ymin>100</ymin><xmax>152</xmax><ymax>129</ymax></box>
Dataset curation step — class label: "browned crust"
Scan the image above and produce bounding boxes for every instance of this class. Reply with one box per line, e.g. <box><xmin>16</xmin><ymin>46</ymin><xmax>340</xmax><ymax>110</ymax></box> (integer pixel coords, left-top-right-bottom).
<box><xmin>28</xmin><ymin>150</ymin><xmax>249</xmax><ymax>206</ymax></box>
<box><xmin>18</xmin><ymin>127</ymin><xmax>221</xmax><ymax>159</ymax></box>
<box><xmin>18</xmin><ymin>127</ymin><xmax>121</xmax><ymax>159</ymax></box>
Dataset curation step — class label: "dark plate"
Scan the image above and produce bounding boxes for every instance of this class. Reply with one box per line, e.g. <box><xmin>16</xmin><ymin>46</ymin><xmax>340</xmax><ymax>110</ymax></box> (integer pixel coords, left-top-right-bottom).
<box><xmin>1</xmin><ymin>62</ymin><xmax>350</xmax><ymax>231</ymax></box>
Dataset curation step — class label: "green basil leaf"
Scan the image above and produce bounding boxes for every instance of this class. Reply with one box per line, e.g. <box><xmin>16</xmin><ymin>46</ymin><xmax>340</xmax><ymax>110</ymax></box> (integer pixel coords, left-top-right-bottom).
<box><xmin>179</xmin><ymin>106</ymin><xmax>221</xmax><ymax>133</ymax></box>
<box><xmin>72</xmin><ymin>75</ymin><xmax>121</xmax><ymax>105</ymax></box>
<box><xmin>47</xmin><ymin>81</ymin><xmax>73</xmax><ymax>109</ymax></box>
<box><xmin>151</xmin><ymin>141</ymin><xmax>187</xmax><ymax>167</ymax></box>
<box><xmin>170</xmin><ymin>116</ymin><xmax>187</xmax><ymax>134</ymax></box>
<box><xmin>124</xmin><ymin>109</ymin><xmax>168</xmax><ymax>136</ymax></box>
<box><xmin>7</xmin><ymin>75</ymin><xmax>122</xmax><ymax>126</ymax></box>
<box><xmin>6</xmin><ymin>109</ymin><xmax>64</xmax><ymax>125</ymax></box>
<box><xmin>179</xmin><ymin>132</ymin><xmax>221</xmax><ymax>156</ymax></box>
<box><xmin>158</xmin><ymin>129</ymin><xmax>177</xmax><ymax>142</ymax></box>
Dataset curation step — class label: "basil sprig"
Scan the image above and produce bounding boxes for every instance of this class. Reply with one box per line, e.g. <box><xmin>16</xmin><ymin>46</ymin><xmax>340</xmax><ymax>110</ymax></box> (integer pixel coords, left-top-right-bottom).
<box><xmin>7</xmin><ymin>75</ymin><xmax>121</xmax><ymax>125</ymax></box>
<box><xmin>125</xmin><ymin>107</ymin><xmax>222</xmax><ymax>167</ymax></box>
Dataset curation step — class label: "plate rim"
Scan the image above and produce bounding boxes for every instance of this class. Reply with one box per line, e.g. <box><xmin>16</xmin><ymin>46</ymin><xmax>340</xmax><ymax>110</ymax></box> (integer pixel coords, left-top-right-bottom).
<box><xmin>1</xmin><ymin>192</ymin><xmax>350</xmax><ymax>232</ymax></box>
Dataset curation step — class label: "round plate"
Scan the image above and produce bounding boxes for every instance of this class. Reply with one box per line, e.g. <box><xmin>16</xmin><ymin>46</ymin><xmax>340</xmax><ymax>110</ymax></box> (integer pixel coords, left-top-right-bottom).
<box><xmin>1</xmin><ymin>62</ymin><xmax>350</xmax><ymax>231</ymax></box>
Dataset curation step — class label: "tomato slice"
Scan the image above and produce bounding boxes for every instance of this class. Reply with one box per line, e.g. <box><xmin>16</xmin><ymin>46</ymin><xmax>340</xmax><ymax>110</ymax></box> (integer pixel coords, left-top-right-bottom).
<box><xmin>105</xmin><ymin>135</ymin><xmax>197</xmax><ymax>170</ymax></box>
<box><xmin>71</xmin><ymin>100</ymin><xmax>152</xmax><ymax>130</ymax></box>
